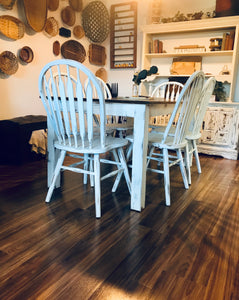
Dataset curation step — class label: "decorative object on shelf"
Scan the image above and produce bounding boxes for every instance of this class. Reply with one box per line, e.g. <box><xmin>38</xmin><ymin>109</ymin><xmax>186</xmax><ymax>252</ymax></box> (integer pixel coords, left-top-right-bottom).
<box><xmin>23</xmin><ymin>0</ymin><xmax>47</xmax><ymax>32</ymax></box>
<box><xmin>209</xmin><ymin>38</ymin><xmax>223</xmax><ymax>51</ymax></box>
<box><xmin>47</xmin><ymin>0</ymin><xmax>59</xmax><ymax>11</ymax></box>
<box><xmin>0</xmin><ymin>50</ymin><xmax>18</xmax><ymax>75</ymax></box>
<box><xmin>132</xmin><ymin>66</ymin><xmax>158</xmax><ymax>87</ymax></box>
<box><xmin>171</xmin><ymin>57</ymin><xmax>202</xmax><ymax>75</ymax></box>
<box><xmin>174</xmin><ymin>45</ymin><xmax>206</xmax><ymax>54</ymax></box>
<box><xmin>82</xmin><ymin>1</ymin><xmax>109</xmax><ymax>43</ymax></box>
<box><xmin>19</xmin><ymin>46</ymin><xmax>34</xmax><ymax>63</ymax></box>
<box><xmin>61</xmin><ymin>40</ymin><xmax>86</xmax><ymax>63</ymax></box>
<box><xmin>44</xmin><ymin>17</ymin><xmax>59</xmax><ymax>37</ymax></box>
<box><xmin>53</xmin><ymin>41</ymin><xmax>60</xmax><ymax>56</ymax></box>
<box><xmin>59</xmin><ymin>27</ymin><xmax>71</xmax><ymax>38</ymax></box>
<box><xmin>89</xmin><ymin>44</ymin><xmax>106</xmax><ymax>66</ymax></box>
<box><xmin>0</xmin><ymin>15</ymin><xmax>25</xmax><ymax>40</ymax></box>
<box><xmin>161</xmin><ymin>10</ymin><xmax>205</xmax><ymax>24</ymax></box>
<box><xmin>220</xmin><ymin>65</ymin><xmax>230</xmax><ymax>75</ymax></box>
<box><xmin>148</xmin><ymin>0</ymin><xmax>161</xmax><ymax>24</ymax></box>
<box><xmin>95</xmin><ymin>67</ymin><xmax>107</xmax><ymax>82</ymax></box>
<box><xmin>69</xmin><ymin>0</ymin><xmax>82</xmax><ymax>12</ymax></box>
<box><xmin>0</xmin><ymin>0</ymin><xmax>16</xmax><ymax>10</ymax></box>
<box><xmin>213</xmin><ymin>81</ymin><xmax>227</xmax><ymax>101</ymax></box>
<box><xmin>61</xmin><ymin>6</ymin><xmax>76</xmax><ymax>27</ymax></box>
<box><xmin>110</xmin><ymin>2</ymin><xmax>137</xmax><ymax>69</ymax></box>
<box><xmin>216</xmin><ymin>0</ymin><xmax>239</xmax><ymax>17</ymax></box>
<box><xmin>73</xmin><ymin>25</ymin><xmax>84</xmax><ymax>39</ymax></box>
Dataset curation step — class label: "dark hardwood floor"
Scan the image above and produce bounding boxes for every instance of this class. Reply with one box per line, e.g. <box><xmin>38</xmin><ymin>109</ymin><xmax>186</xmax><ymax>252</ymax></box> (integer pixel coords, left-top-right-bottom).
<box><xmin>0</xmin><ymin>153</ymin><xmax>239</xmax><ymax>300</ymax></box>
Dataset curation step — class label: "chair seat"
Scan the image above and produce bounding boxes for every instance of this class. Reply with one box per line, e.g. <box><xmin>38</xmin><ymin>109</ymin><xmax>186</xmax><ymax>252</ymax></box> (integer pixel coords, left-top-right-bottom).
<box><xmin>55</xmin><ymin>136</ymin><xmax>128</xmax><ymax>154</ymax></box>
<box><xmin>148</xmin><ymin>132</ymin><xmax>188</xmax><ymax>149</ymax></box>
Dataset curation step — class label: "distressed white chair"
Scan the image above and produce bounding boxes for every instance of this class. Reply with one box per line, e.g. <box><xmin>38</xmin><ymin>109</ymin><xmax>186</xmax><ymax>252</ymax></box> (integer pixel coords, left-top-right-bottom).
<box><xmin>146</xmin><ymin>71</ymin><xmax>205</xmax><ymax>206</ymax></box>
<box><xmin>186</xmin><ymin>76</ymin><xmax>216</xmax><ymax>175</ymax></box>
<box><xmin>150</xmin><ymin>81</ymin><xmax>184</xmax><ymax>128</ymax></box>
<box><xmin>39</xmin><ymin>59</ymin><xmax>131</xmax><ymax>218</ymax></box>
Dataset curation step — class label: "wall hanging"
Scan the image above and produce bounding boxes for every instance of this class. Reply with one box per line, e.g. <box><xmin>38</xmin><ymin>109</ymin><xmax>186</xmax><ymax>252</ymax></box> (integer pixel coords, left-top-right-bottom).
<box><xmin>89</xmin><ymin>44</ymin><xmax>106</xmax><ymax>66</ymax></box>
<box><xmin>61</xmin><ymin>40</ymin><xmax>86</xmax><ymax>63</ymax></box>
<box><xmin>53</xmin><ymin>41</ymin><xmax>60</xmax><ymax>56</ymax></box>
<box><xmin>23</xmin><ymin>0</ymin><xmax>47</xmax><ymax>32</ymax></box>
<box><xmin>69</xmin><ymin>0</ymin><xmax>83</xmax><ymax>12</ymax></box>
<box><xmin>82</xmin><ymin>1</ymin><xmax>110</xmax><ymax>43</ymax></box>
<box><xmin>19</xmin><ymin>46</ymin><xmax>34</xmax><ymax>63</ymax></box>
<box><xmin>48</xmin><ymin>0</ymin><xmax>59</xmax><ymax>11</ymax></box>
<box><xmin>61</xmin><ymin>6</ymin><xmax>76</xmax><ymax>27</ymax></box>
<box><xmin>110</xmin><ymin>2</ymin><xmax>137</xmax><ymax>69</ymax></box>
<box><xmin>0</xmin><ymin>0</ymin><xmax>16</xmax><ymax>10</ymax></box>
<box><xmin>0</xmin><ymin>51</ymin><xmax>18</xmax><ymax>75</ymax></box>
<box><xmin>73</xmin><ymin>25</ymin><xmax>84</xmax><ymax>39</ymax></box>
<box><xmin>0</xmin><ymin>15</ymin><xmax>25</xmax><ymax>40</ymax></box>
<box><xmin>44</xmin><ymin>17</ymin><xmax>59</xmax><ymax>37</ymax></box>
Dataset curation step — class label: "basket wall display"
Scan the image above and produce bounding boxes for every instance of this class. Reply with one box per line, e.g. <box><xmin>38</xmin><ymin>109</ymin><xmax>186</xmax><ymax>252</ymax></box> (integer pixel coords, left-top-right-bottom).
<box><xmin>44</xmin><ymin>17</ymin><xmax>59</xmax><ymax>37</ymax></box>
<box><xmin>82</xmin><ymin>1</ymin><xmax>110</xmax><ymax>43</ymax></box>
<box><xmin>61</xmin><ymin>6</ymin><xmax>76</xmax><ymax>27</ymax></box>
<box><xmin>69</xmin><ymin>0</ymin><xmax>82</xmax><ymax>12</ymax></box>
<box><xmin>0</xmin><ymin>15</ymin><xmax>25</xmax><ymax>40</ymax></box>
<box><xmin>23</xmin><ymin>0</ymin><xmax>48</xmax><ymax>32</ymax></box>
<box><xmin>61</xmin><ymin>40</ymin><xmax>86</xmax><ymax>63</ymax></box>
<box><xmin>0</xmin><ymin>0</ymin><xmax>16</xmax><ymax>10</ymax></box>
<box><xmin>0</xmin><ymin>51</ymin><xmax>18</xmax><ymax>75</ymax></box>
<box><xmin>19</xmin><ymin>46</ymin><xmax>34</xmax><ymax>63</ymax></box>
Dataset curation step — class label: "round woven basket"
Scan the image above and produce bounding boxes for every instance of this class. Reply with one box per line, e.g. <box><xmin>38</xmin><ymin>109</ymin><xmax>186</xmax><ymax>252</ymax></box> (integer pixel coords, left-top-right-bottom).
<box><xmin>61</xmin><ymin>6</ymin><xmax>76</xmax><ymax>27</ymax></box>
<box><xmin>95</xmin><ymin>68</ymin><xmax>107</xmax><ymax>82</ymax></box>
<box><xmin>73</xmin><ymin>25</ymin><xmax>84</xmax><ymax>39</ymax></box>
<box><xmin>44</xmin><ymin>17</ymin><xmax>59</xmax><ymax>37</ymax></box>
<box><xmin>0</xmin><ymin>51</ymin><xmax>18</xmax><ymax>75</ymax></box>
<box><xmin>23</xmin><ymin>0</ymin><xmax>47</xmax><ymax>32</ymax></box>
<box><xmin>69</xmin><ymin>0</ymin><xmax>82</xmax><ymax>12</ymax></box>
<box><xmin>19</xmin><ymin>46</ymin><xmax>34</xmax><ymax>63</ymax></box>
<box><xmin>0</xmin><ymin>15</ymin><xmax>25</xmax><ymax>40</ymax></box>
<box><xmin>0</xmin><ymin>0</ymin><xmax>16</xmax><ymax>10</ymax></box>
<box><xmin>82</xmin><ymin>1</ymin><xmax>109</xmax><ymax>43</ymax></box>
<box><xmin>48</xmin><ymin>0</ymin><xmax>59</xmax><ymax>11</ymax></box>
<box><xmin>61</xmin><ymin>40</ymin><xmax>86</xmax><ymax>63</ymax></box>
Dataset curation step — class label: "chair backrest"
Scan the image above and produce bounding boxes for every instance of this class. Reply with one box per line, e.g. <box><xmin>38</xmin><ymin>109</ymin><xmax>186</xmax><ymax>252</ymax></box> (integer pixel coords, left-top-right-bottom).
<box><xmin>38</xmin><ymin>59</ymin><xmax>106</xmax><ymax>149</ymax></box>
<box><xmin>85</xmin><ymin>76</ymin><xmax>112</xmax><ymax>99</ymax></box>
<box><xmin>162</xmin><ymin>71</ymin><xmax>205</xmax><ymax>146</ymax></box>
<box><xmin>151</xmin><ymin>81</ymin><xmax>184</xmax><ymax>101</ymax></box>
<box><xmin>187</xmin><ymin>76</ymin><xmax>216</xmax><ymax>139</ymax></box>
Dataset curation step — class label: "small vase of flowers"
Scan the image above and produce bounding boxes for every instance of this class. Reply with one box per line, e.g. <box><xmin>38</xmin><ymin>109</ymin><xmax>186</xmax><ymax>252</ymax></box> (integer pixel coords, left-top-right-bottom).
<box><xmin>132</xmin><ymin>66</ymin><xmax>158</xmax><ymax>96</ymax></box>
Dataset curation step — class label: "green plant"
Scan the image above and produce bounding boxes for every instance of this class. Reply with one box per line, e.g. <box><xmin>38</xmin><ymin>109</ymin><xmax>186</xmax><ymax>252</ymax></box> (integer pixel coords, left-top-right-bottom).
<box><xmin>213</xmin><ymin>81</ymin><xmax>226</xmax><ymax>101</ymax></box>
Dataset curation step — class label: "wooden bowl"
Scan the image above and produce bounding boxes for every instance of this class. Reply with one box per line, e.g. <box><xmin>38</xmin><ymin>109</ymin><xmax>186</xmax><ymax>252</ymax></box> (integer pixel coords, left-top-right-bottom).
<box><xmin>19</xmin><ymin>46</ymin><xmax>34</xmax><ymax>63</ymax></box>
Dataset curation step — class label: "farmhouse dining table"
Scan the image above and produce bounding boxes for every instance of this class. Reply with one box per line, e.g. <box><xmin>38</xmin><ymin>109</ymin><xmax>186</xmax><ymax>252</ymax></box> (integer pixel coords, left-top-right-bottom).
<box><xmin>47</xmin><ymin>96</ymin><xmax>175</xmax><ymax>212</ymax></box>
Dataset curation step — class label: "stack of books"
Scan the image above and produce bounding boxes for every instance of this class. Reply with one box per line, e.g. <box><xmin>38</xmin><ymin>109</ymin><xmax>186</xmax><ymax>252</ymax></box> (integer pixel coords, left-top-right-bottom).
<box><xmin>221</xmin><ymin>31</ymin><xmax>235</xmax><ymax>50</ymax></box>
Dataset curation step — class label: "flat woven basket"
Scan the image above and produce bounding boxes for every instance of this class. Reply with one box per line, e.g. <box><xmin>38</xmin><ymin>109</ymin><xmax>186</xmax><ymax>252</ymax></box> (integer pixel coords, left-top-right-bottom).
<box><xmin>0</xmin><ymin>0</ymin><xmax>16</xmax><ymax>9</ymax></box>
<box><xmin>0</xmin><ymin>15</ymin><xmax>25</xmax><ymax>40</ymax></box>
<box><xmin>73</xmin><ymin>25</ymin><xmax>84</xmax><ymax>39</ymax></box>
<box><xmin>0</xmin><ymin>51</ymin><xmax>18</xmax><ymax>75</ymax></box>
<box><xmin>69</xmin><ymin>0</ymin><xmax>82</xmax><ymax>12</ymax></box>
<box><xmin>61</xmin><ymin>40</ymin><xmax>86</xmax><ymax>63</ymax></box>
<box><xmin>82</xmin><ymin>1</ymin><xmax>109</xmax><ymax>43</ymax></box>
<box><xmin>48</xmin><ymin>0</ymin><xmax>59</xmax><ymax>11</ymax></box>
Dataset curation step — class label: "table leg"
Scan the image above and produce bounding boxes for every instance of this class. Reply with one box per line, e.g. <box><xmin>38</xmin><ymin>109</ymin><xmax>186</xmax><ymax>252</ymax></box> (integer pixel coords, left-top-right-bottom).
<box><xmin>130</xmin><ymin>105</ymin><xmax>149</xmax><ymax>211</ymax></box>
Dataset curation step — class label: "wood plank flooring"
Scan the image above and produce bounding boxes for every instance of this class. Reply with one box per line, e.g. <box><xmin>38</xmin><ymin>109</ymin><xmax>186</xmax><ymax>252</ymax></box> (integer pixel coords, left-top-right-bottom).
<box><xmin>0</xmin><ymin>154</ymin><xmax>239</xmax><ymax>299</ymax></box>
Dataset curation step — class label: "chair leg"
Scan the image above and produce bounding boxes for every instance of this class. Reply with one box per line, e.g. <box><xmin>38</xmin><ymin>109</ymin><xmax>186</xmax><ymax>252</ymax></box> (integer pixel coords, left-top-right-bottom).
<box><xmin>117</xmin><ymin>147</ymin><xmax>131</xmax><ymax>194</ymax></box>
<box><xmin>94</xmin><ymin>154</ymin><xmax>101</xmax><ymax>218</ymax></box>
<box><xmin>163</xmin><ymin>148</ymin><xmax>171</xmax><ymax>206</ymax></box>
<box><xmin>111</xmin><ymin>149</ymin><xmax>123</xmax><ymax>192</ymax></box>
<box><xmin>83</xmin><ymin>154</ymin><xmax>89</xmax><ymax>184</ymax></box>
<box><xmin>177</xmin><ymin>149</ymin><xmax>189</xmax><ymax>189</ymax></box>
<box><xmin>192</xmin><ymin>139</ymin><xmax>201</xmax><ymax>174</ymax></box>
<box><xmin>89</xmin><ymin>155</ymin><xmax>95</xmax><ymax>187</ymax></box>
<box><xmin>184</xmin><ymin>143</ymin><xmax>191</xmax><ymax>185</ymax></box>
<box><xmin>45</xmin><ymin>150</ymin><xmax>66</xmax><ymax>203</ymax></box>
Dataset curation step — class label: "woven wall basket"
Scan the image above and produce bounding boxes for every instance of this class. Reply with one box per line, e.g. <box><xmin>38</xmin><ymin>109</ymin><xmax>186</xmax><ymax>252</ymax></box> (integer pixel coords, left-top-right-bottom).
<box><xmin>82</xmin><ymin>1</ymin><xmax>109</xmax><ymax>43</ymax></box>
<box><xmin>0</xmin><ymin>15</ymin><xmax>25</xmax><ymax>40</ymax></box>
<box><xmin>23</xmin><ymin>0</ymin><xmax>47</xmax><ymax>32</ymax></box>
<box><xmin>19</xmin><ymin>46</ymin><xmax>34</xmax><ymax>63</ymax></box>
<box><xmin>0</xmin><ymin>0</ymin><xmax>16</xmax><ymax>10</ymax></box>
<box><xmin>48</xmin><ymin>0</ymin><xmax>59</xmax><ymax>11</ymax></box>
<box><xmin>73</xmin><ymin>25</ymin><xmax>84</xmax><ymax>39</ymax></box>
<box><xmin>44</xmin><ymin>17</ymin><xmax>59</xmax><ymax>37</ymax></box>
<box><xmin>0</xmin><ymin>51</ymin><xmax>18</xmax><ymax>75</ymax></box>
<box><xmin>69</xmin><ymin>0</ymin><xmax>82</xmax><ymax>12</ymax></box>
<box><xmin>61</xmin><ymin>6</ymin><xmax>76</xmax><ymax>27</ymax></box>
<box><xmin>61</xmin><ymin>40</ymin><xmax>86</xmax><ymax>63</ymax></box>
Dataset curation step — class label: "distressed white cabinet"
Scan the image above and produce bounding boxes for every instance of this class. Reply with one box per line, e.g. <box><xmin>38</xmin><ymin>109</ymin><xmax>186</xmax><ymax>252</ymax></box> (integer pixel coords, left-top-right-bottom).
<box><xmin>198</xmin><ymin>105</ymin><xmax>239</xmax><ymax>160</ymax></box>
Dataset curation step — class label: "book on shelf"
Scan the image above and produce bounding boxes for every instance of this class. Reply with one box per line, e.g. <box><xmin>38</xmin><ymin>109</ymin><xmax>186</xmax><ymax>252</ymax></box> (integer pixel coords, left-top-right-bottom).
<box><xmin>152</xmin><ymin>39</ymin><xmax>163</xmax><ymax>53</ymax></box>
<box><xmin>222</xmin><ymin>31</ymin><xmax>235</xmax><ymax>50</ymax></box>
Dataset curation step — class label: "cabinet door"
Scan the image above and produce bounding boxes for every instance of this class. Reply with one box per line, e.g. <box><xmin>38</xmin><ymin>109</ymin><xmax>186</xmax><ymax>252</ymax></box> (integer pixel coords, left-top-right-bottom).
<box><xmin>201</xmin><ymin>107</ymin><xmax>235</xmax><ymax>146</ymax></box>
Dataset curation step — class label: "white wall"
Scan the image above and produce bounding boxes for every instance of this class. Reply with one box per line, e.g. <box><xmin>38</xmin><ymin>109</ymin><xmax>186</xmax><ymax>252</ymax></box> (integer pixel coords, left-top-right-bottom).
<box><xmin>0</xmin><ymin>0</ymin><xmax>216</xmax><ymax>119</ymax></box>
